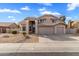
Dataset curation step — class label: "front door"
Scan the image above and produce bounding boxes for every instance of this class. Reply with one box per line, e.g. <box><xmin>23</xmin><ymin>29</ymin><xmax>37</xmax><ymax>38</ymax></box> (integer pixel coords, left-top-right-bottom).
<box><xmin>29</xmin><ymin>21</ymin><xmax>35</xmax><ymax>34</ymax></box>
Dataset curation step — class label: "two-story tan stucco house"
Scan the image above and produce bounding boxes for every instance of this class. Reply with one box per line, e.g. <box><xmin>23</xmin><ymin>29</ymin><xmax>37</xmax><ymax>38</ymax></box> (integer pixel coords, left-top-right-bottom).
<box><xmin>19</xmin><ymin>14</ymin><xmax>66</xmax><ymax>35</ymax></box>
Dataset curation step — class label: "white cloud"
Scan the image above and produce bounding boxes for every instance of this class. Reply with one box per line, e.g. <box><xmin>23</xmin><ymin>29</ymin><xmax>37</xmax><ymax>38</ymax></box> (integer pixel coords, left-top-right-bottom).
<box><xmin>41</xmin><ymin>10</ymin><xmax>52</xmax><ymax>14</ymax></box>
<box><xmin>40</xmin><ymin>3</ymin><xmax>52</xmax><ymax>6</ymax></box>
<box><xmin>21</xmin><ymin>6</ymin><xmax>30</xmax><ymax>11</ymax></box>
<box><xmin>67</xmin><ymin>3</ymin><xmax>79</xmax><ymax>11</ymax></box>
<box><xmin>38</xmin><ymin>7</ymin><xmax>61</xmax><ymax>16</ymax></box>
<box><xmin>11</xmin><ymin>18</ymin><xmax>16</xmax><ymax>21</ymax></box>
<box><xmin>8</xmin><ymin>16</ymin><xmax>15</xmax><ymax>19</ymax></box>
<box><xmin>38</xmin><ymin>7</ymin><xmax>62</xmax><ymax>16</ymax></box>
<box><xmin>66</xmin><ymin>16</ymin><xmax>72</xmax><ymax>20</ymax></box>
<box><xmin>0</xmin><ymin>8</ymin><xmax>21</xmax><ymax>13</ymax></box>
<box><xmin>8</xmin><ymin>16</ymin><xmax>16</xmax><ymax>21</ymax></box>
<box><xmin>51</xmin><ymin>12</ymin><xmax>62</xmax><ymax>16</ymax></box>
<box><xmin>40</xmin><ymin>10</ymin><xmax>61</xmax><ymax>16</ymax></box>
<box><xmin>38</xmin><ymin>7</ymin><xmax>46</xmax><ymax>11</ymax></box>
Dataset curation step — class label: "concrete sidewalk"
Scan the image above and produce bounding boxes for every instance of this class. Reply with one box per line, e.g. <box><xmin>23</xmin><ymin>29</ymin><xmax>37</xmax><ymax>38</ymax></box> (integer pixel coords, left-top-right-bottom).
<box><xmin>0</xmin><ymin>41</ymin><xmax>79</xmax><ymax>53</ymax></box>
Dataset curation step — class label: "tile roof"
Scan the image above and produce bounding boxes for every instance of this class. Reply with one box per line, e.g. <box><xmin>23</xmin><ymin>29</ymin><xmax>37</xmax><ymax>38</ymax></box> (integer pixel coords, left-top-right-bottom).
<box><xmin>39</xmin><ymin>14</ymin><xmax>59</xmax><ymax>19</ymax></box>
<box><xmin>0</xmin><ymin>22</ymin><xmax>15</xmax><ymax>27</ymax></box>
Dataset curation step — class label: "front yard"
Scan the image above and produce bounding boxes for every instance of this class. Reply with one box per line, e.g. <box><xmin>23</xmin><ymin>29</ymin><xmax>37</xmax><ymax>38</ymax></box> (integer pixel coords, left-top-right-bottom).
<box><xmin>0</xmin><ymin>33</ymin><xmax>39</xmax><ymax>43</ymax></box>
<box><xmin>0</xmin><ymin>33</ymin><xmax>79</xmax><ymax>43</ymax></box>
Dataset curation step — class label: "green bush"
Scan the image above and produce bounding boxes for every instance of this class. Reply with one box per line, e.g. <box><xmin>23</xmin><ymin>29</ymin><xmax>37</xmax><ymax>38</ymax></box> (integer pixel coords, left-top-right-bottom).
<box><xmin>12</xmin><ymin>31</ymin><xmax>17</xmax><ymax>34</ymax></box>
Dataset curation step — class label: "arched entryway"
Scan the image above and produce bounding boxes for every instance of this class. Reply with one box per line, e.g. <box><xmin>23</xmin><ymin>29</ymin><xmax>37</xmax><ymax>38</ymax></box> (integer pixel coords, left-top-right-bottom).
<box><xmin>29</xmin><ymin>21</ymin><xmax>35</xmax><ymax>34</ymax></box>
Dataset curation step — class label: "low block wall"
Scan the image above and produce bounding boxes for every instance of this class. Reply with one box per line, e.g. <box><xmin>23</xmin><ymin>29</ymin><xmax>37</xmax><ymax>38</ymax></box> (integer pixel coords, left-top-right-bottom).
<box><xmin>66</xmin><ymin>28</ymin><xmax>77</xmax><ymax>34</ymax></box>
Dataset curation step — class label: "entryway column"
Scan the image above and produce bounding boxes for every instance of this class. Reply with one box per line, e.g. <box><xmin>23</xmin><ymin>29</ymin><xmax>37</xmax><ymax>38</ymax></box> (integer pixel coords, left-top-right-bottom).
<box><xmin>20</xmin><ymin>24</ymin><xmax>22</xmax><ymax>31</ymax></box>
<box><xmin>35</xmin><ymin>20</ymin><xmax>38</xmax><ymax>34</ymax></box>
<box><xmin>54</xmin><ymin>26</ymin><xmax>57</xmax><ymax>34</ymax></box>
<box><xmin>0</xmin><ymin>28</ymin><xmax>2</xmax><ymax>33</ymax></box>
<box><xmin>1</xmin><ymin>28</ymin><xmax>2</xmax><ymax>33</ymax></box>
<box><xmin>64</xmin><ymin>26</ymin><xmax>66</xmax><ymax>34</ymax></box>
<box><xmin>26</xmin><ymin>20</ymin><xmax>29</xmax><ymax>34</ymax></box>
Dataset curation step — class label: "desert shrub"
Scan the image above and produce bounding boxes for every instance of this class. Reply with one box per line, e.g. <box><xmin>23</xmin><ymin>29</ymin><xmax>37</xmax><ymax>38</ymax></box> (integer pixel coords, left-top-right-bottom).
<box><xmin>3</xmin><ymin>35</ymin><xmax>9</xmax><ymax>38</ymax></box>
<box><xmin>22</xmin><ymin>32</ymin><xmax>26</xmax><ymax>36</ymax></box>
<box><xmin>22</xmin><ymin>32</ymin><xmax>30</xmax><ymax>39</ymax></box>
<box><xmin>76</xmin><ymin>29</ymin><xmax>79</xmax><ymax>33</ymax></box>
<box><xmin>25</xmin><ymin>35</ymin><xmax>30</xmax><ymax>39</ymax></box>
<box><xmin>12</xmin><ymin>31</ymin><xmax>17</xmax><ymax>34</ymax></box>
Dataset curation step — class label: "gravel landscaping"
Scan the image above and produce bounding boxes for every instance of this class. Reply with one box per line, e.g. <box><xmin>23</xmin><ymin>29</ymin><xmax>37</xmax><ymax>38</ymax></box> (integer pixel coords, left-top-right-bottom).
<box><xmin>0</xmin><ymin>33</ymin><xmax>39</xmax><ymax>43</ymax></box>
<box><xmin>0</xmin><ymin>33</ymin><xmax>79</xmax><ymax>43</ymax></box>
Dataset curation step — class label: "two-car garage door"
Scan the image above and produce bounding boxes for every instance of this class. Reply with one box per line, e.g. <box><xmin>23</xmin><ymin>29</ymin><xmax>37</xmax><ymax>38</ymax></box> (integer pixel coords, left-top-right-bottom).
<box><xmin>38</xmin><ymin>26</ymin><xmax>54</xmax><ymax>35</ymax></box>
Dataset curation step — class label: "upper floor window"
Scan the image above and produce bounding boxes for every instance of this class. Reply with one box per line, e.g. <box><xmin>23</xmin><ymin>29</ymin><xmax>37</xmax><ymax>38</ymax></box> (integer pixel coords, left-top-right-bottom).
<box><xmin>43</xmin><ymin>19</ymin><xmax>46</xmax><ymax>22</ymax></box>
<box><xmin>40</xmin><ymin>19</ymin><xmax>43</xmax><ymax>23</ymax></box>
<box><xmin>50</xmin><ymin>18</ymin><xmax>54</xmax><ymax>23</ymax></box>
<box><xmin>39</xmin><ymin>19</ymin><xmax>46</xmax><ymax>23</ymax></box>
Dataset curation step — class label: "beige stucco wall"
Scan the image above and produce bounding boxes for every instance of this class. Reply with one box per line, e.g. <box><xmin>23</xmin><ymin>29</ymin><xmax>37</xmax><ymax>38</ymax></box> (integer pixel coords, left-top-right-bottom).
<box><xmin>39</xmin><ymin>16</ymin><xmax>57</xmax><ymax>25</ymax></box>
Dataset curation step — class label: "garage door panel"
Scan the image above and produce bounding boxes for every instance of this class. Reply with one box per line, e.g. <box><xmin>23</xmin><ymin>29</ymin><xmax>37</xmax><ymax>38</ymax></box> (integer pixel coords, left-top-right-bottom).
<box><xmin>56</xmin><ymin>27</ymin><xmax>65</xmax><ymax>34</ymax></box>
<box><xmin>38</xmin><ymin>27</ymin><xmax>54</xmax><ymax>35</ymax></box>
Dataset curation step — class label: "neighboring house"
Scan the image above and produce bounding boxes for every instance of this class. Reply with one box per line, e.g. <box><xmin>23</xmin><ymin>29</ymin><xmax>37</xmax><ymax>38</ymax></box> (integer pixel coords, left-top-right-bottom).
<box><xmin>71</xmin><ymin>21</ymin><xmax>79</xmax><ymax>28</ymax></box>
<box><xmin>67</xmin><ymin>20</ymin><xmax>79</xmax><ymax>33</ymax></box>
<box><xmin>0</xmin><ymin>22</ymin><xmax>19</xmax><ymax>33</ymax></box>
<box><xmin>19</xmin><ymin>14</ymin><xmax>66</xmax><ymax>35</ymax></box>
<box><xmin>72</xmin><ymin>21</ymin><xmax>79</xmax><ymax>33</ymax></box>
<box><xmin>67</xmin><ymin>20</ymin><xmax>74</xmax><ymax>29</ymax></box>
<box><xmin>67</xmin><ymin>20</ymin><xmax>79</xmax><ymax>29</ymax></box>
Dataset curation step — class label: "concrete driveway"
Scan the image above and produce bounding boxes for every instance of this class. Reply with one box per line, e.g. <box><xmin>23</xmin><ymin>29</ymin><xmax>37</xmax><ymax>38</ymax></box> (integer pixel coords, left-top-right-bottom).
<box><xmin>39</xmin><ymin>34</ymin><xmax>79</xmax><ymax>42</ymax></box>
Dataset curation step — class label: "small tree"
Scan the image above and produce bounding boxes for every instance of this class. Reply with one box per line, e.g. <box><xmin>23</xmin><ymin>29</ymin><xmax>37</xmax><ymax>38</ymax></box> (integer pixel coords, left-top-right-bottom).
<box><xmin>22</xmin><ymin>32</ymin><xmax>30</xmax><ymax>39</ymax></box>
<box><xmin>22</xmin><ymin>32</ymin><xmax>26</xmax><ymax>37</ymax></box>
<box><xmin>59</xmin><ymin>16</ymin><xmax>66</xmax><ymax>22</ymax></box>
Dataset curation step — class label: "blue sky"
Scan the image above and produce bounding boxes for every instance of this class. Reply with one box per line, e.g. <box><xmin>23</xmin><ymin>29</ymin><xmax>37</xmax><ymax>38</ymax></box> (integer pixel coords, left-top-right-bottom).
<box><xmin>0</xmin><ymin>3</ymin><xmax>79</xmax><ymax>23</ymax></box>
